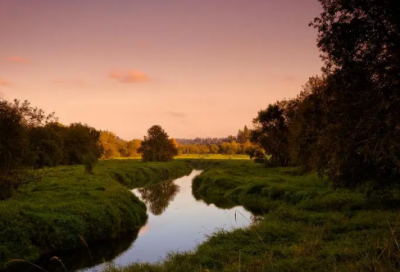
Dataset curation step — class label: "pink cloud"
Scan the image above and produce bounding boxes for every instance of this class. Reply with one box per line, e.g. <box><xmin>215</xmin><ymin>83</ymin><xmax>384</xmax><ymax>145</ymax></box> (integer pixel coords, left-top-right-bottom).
<box><xmin>0</xmin><ymin>79</ymin><xmax>12</xmax><ymax>86</ymax></box>
<box><xmin>109</xmin><ymin>70</ymin><xmax>150</xmax><ymax>83</ymax></box>
<box><xmin>6</xmin><ymin>56</ymin><xmax>29</xmax><ymax>63</ymax></box>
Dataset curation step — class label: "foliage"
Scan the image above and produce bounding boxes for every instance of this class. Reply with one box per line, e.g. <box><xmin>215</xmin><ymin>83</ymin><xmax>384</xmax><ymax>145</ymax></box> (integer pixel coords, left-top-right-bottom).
<box><xmin>99</xmin><ymin>131</ymin><xmax>141</xmax><ymax>159</ymax></box>
<box><xmin>138</xmin><ymin>125</ymin><xmax>178</xmax><ymax>162</ymax></box>
<box><xmin>27</xmin><ymin>126</ymin><xmax>64</xmax><ymax>168</ymax></box>
<box><xmin>0</xmin><ymin>99</ymin><xmax>56</xmax><ymax>199</ymax></box>
<box><xmin>250</xmin><ymin>104</ymin><xmax>292</xmax><ymax>166</ymax></box>
<box><xmin>306</xmin><ymin>0</ymin><xmax>400</xmax><ymax>188</ymax></box>
<box><xmin>249</xmin><ymin>0</ymin><xmax>400</xmax><ymax>191</ymax></box>
<box><xmin>236</xmin><ymin>125</ymin><xmax>251</xmax><ymax>143</ymax></box>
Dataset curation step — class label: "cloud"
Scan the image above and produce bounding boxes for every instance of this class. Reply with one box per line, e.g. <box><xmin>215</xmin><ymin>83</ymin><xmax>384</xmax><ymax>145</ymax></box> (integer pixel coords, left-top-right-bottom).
<box><xmin>53</xmin><ymin>79</ymin><xmax>86</xmax><ymax>87</ymax></box>
<box><xmin>6</xmin><ymin>56</ymin><xmax>29</xmax><ymax>63</ymax></box>
<box><xmin>166</xmin><ymin>111</ymin><xmax>186</xmax><ymax>118</ymax></box>
<box><xmin>0</xmin><ymin>79</ymin><xmax>12</xmax><ymax>86</ymax></box>
<box><xmin>109</xmin><ymin>70</ymin><xmax>150</xmax><ymax>83</ymax></box>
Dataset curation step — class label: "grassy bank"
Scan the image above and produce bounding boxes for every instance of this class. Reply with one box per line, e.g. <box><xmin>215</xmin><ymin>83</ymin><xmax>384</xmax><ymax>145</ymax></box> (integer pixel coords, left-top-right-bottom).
<box><xmin>104</xmin><ymin>160</ymin><xmax>400</xmax><ymax>272</ymax></box>
<box><xmin>0</xmin><ymin>159</ymin><xmax>192</xmax><ymax>267</ymax></box>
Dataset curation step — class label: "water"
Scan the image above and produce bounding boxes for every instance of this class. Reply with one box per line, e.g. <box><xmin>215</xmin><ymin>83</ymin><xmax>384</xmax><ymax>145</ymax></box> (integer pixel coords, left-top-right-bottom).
<box><xmin>5</xmin><ymin>170</ymin><xmax>253</xmax><ymax>272</ymax></box>
<box><xmin>82</xmin><ymin>170</ymin><xmax>252</xmax><ymax>271</ymax></box>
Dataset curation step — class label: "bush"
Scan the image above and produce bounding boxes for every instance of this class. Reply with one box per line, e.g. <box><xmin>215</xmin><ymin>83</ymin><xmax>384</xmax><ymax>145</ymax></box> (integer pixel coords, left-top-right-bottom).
<box><xmin>82</xmin><ymin>153</ymin><xmax>97</xmax><ymax>174</ymax></box>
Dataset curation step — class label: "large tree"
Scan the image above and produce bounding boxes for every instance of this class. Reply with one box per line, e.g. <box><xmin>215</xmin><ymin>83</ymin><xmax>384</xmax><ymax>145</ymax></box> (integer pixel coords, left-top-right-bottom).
<box><xmin>250</xmin><ymin>102</ymin><xmax>296</xmax><ymax>167</ymax></box>
<box><xmin>309</xmin><ymin>0</ymin><xmax>400</xmax><ymax>189</ymax></box>
<box><xmin>138</xmin><ymin>125</ymin><xmax>178</xmax><ymax>162</ymax></box>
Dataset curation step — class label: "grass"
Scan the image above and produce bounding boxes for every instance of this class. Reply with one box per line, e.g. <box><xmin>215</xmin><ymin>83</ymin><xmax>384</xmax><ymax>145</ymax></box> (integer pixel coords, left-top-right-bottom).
<box><xmin>102</xmin><ymin>160</ymin><xmax>400</xmax><ymax>272</ymax></box>
<box><xmin>111</xmin><ymin>154</ymin><xmax>251</xmax><ymax>160</ymax></box>
<box><xmin>0</xmin><ymin>159</ymin><xmax>192</xmax><ymax>267</ymax></box>
<box><xmin>176</xmin><ymin>154</ymin><xmax>250</xmax><ymax>160</ymax></box>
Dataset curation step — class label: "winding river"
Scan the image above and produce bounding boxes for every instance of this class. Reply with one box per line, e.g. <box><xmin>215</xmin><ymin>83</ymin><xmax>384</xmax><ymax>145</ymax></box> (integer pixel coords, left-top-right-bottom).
<box><xmin>6</xmin><ymin>170</ymin><xmax>253</xmax><ymax>272</ymax></box>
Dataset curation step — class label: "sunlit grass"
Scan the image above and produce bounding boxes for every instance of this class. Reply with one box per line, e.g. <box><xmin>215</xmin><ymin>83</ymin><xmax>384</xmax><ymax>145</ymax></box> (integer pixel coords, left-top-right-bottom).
<box><xmin>175</xmin><ymin>154</ymin><xmax>250</xmax><ymax>160</ymax></box>
<box><xmin>104</xmin><ymin>154</ymin><xmax>250</xmax><ymax>160</ymax></box>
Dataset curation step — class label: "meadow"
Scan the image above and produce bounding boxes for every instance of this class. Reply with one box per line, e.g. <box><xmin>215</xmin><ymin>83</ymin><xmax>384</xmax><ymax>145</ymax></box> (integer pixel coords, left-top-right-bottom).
<box><xmin>103</xmin><ymin>159</ymin><xmax>400</xmax><ymax>272</ymax></box>
<box><xmin>0</xmin><ymin>160</ymin><xmax>192</xmax><ymax>267</ymax></box>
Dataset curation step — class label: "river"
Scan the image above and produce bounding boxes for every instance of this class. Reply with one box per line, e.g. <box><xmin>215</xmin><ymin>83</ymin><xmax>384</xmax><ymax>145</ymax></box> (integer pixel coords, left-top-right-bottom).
<box><xmin>5</xmin><ymin>170</ymin><xmax>253</xmax><ymax>272</ymax></box>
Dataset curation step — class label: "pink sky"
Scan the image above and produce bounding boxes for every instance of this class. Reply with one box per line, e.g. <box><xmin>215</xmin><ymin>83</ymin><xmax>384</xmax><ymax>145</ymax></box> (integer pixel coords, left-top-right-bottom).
<box><xmin>0</xmin><ymin>0</ymin><xmax>323</xmax><ymax>139</ymax></box>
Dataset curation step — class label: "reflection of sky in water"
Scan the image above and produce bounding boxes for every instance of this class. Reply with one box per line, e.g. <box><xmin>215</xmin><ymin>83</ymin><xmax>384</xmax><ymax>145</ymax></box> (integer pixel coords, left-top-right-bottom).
<box><xmin>82</xmin><ymin>170</ymin><xmax>252</xmax><ymax>272</ymax></box>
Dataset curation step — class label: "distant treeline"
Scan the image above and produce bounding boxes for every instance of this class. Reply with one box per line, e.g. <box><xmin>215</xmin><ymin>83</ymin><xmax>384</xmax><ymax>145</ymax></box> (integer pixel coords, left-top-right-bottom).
<box><xmin>99</xmin><ymin>131</ymin><xmax>141</xmax><ymax>159</ymax></box>
<box><xmin>99</xmin><ymin>126</ymin><xmax>254</xmax><ymax>158</ymax></box>
<box><xmin>176</xmin><ymin>126</ymin><xmax>253</xmax><ymax>155</ymax></box>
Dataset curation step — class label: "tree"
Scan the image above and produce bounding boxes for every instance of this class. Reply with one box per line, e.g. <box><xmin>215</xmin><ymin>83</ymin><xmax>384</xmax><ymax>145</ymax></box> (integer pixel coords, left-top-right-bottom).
<box><xmin>28</xmin><ymin>126</ymin><xmax>63</xmax><ymax>168</ymax></box>
<box><xmin>126</xmin><ymin>140</ymin><xmax>141</xmax><ymax>157</ymax></box>
<box><xmin>250</xmin><ymin>104</ymin><xmax>292</xmax><ymax>166</ymax></box>
<box><xmin>0</xmin><ymin>99</ymin><xmax>56</xmax><ymax>199</ymax></box>
<box><xmin>99</xmin><ymin>131</ymin><xmax>120</xmax><ymax>159</ymax></box>
<box><xmin>287</xmin><ymin>76</ymin><xmax>328</xmax><ymax>171</ymax></box>
<box><xmin>209</xmin><ymin>144</ymin><xmax>219</xmax><ymax>154</ymax></box>
<box><xmin>237</xmin><ymin>125</ymin><xmax>251</xmax><ymax>143</ymax></box>
<box><xmin>138</xmin><ymin>125</ymin><xmax>178</xmax><ymax>162</ymax></box>
<box><xmin>57</xmin><ymin>123</ymin><xmax>103</xmax><ymax>165</ymax></box>
<box><xmin>309</xmin><ymin>0</ymin><xmax>400</xmax><ymax>189</ymax></box>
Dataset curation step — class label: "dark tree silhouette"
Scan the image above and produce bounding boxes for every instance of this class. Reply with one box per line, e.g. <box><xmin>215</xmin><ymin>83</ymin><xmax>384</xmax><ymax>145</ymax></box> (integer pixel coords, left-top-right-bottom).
<box><xmin>308</xmin><ymin>0</ymin><xmax>400</xmax><ymax>189</ymax></box>
<box><xmin>138</xmin><ymin>125</ymin><xmax>178</xmax><ymax>162</ymax></box>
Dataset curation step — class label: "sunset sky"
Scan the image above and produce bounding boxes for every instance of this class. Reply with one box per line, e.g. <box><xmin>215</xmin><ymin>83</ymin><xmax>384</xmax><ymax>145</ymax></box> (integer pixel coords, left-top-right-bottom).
<box><xmin>0</xmin><ymin>0</ymin><xmax>323</xmax><ymax>139</ymax></box>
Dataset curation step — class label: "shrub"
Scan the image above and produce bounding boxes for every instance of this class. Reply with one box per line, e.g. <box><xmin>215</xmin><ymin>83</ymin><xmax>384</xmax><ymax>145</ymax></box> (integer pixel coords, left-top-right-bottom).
<box><xmin>82</xmin><ymin>153</ymin><xmax>97</xmax><ymax>174</ymax></box>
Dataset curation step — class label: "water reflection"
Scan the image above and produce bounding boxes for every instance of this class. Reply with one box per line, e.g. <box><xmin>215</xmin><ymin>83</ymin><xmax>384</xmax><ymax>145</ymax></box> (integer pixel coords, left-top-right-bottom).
<box><xmin>136</xmin><ymin>180</ymin><xmax>180</xmax><ymax>215</ymax></box>
<box><xmin>191</xmin><ymin>181</ymin><xmax>267</xmax><ymax>215</ymax></box>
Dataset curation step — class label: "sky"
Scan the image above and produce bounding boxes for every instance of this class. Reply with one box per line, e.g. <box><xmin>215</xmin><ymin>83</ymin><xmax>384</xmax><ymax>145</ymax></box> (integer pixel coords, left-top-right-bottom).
<box><xmin>0</xmin><ymin>0</ymin><xmax>323</xmax><ymax>139</ymax></box>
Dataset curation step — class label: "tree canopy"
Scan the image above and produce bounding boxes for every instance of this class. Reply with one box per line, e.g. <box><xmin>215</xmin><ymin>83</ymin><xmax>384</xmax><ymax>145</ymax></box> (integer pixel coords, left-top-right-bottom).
<box><xmin>138</xmin><ymin>125</ymin><xmax>178</xmax><ymax>162</ymax></box>
<box><xmin>249</xmin><ymin>0</ymin><xmax>400</xmax><ymax>192</ymax></box>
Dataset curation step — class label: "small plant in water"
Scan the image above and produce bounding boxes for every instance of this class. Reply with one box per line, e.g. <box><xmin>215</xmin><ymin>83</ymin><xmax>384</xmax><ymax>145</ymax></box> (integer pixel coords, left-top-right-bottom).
<box><xmin>82</xmin><ymin>153</ymin><xmax>97</xmax><ymax>174</ymax></box>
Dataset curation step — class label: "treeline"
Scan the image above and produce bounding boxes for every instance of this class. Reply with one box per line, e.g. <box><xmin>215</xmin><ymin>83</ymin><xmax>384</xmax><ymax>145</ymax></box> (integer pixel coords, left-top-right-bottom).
<box><xmin>177</xmin><ymin>126</ymin><xmax>253</xmax><ymax>155</ymax></box>
<box><xmin>0</xmin><ymin>99</ymin><xmax>103</xmax><ymax>199</ymax></box>
<box><xmin>250</xmin><ymin>0</ymin><xmax>400</xmax><ymax>191</ymax></box>
<box><xmin>99</xmin><ymin>131</ymin><xmax>141</xmax><ymax>159</ymax></box>
<box><xmin>176</xmin><ymin>137</ymin><xmax>234</xmax><ymax>146</ymax></box>
<box><xmin>99</xmin><ymin>125</ymin><xmax>254</xmax><ymax>158</ymax></box>
<box><xmin>178</xmin><ymin>141</ymin><xmax>252</xmax><ymax>155</ymax></box>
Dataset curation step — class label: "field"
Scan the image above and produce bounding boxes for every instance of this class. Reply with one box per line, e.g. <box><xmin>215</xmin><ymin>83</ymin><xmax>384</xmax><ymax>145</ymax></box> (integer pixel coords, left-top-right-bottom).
<box><xmin>110</xmin><ymin>154</ymin><xmax>251</xmax><ymax>160</ymax></box>
<box><xmin>104</xmin><ymin>159</ymin><xmax>400</xmax><ymax>272</ymax></box>
<box><xmin>0</xmin><ymin>160</ymin><xmax>192</xmax><ymax>266</ymax></box>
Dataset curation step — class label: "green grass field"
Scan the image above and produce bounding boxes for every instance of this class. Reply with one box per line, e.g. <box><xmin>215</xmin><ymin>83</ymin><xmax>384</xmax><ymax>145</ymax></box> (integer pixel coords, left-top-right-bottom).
<box><xmin>111</xmin><ymin>154</ymin><xmax>251</xmax><ymax>160</ymax></box>
<box><xmin>0</xmin><ymin>160</ymin><xmax>192</xmax><ymax>266</ymax></box>
<box><xmin>104</xmin><ymin>159</ymin><xmax>400</xmax><ymax>272</ymax></box>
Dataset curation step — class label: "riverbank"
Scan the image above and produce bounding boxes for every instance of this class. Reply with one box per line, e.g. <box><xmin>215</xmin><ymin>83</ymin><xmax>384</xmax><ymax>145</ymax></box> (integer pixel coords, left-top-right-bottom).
<box><xmin>104</xmin><ymin>160</ymin><xmax>400</xmax><ymax>272</ymax></box>
<box><xmin>0</xmin><ymin>160</ymin><xmax>192</xmax><ymax>267</ymax></box>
